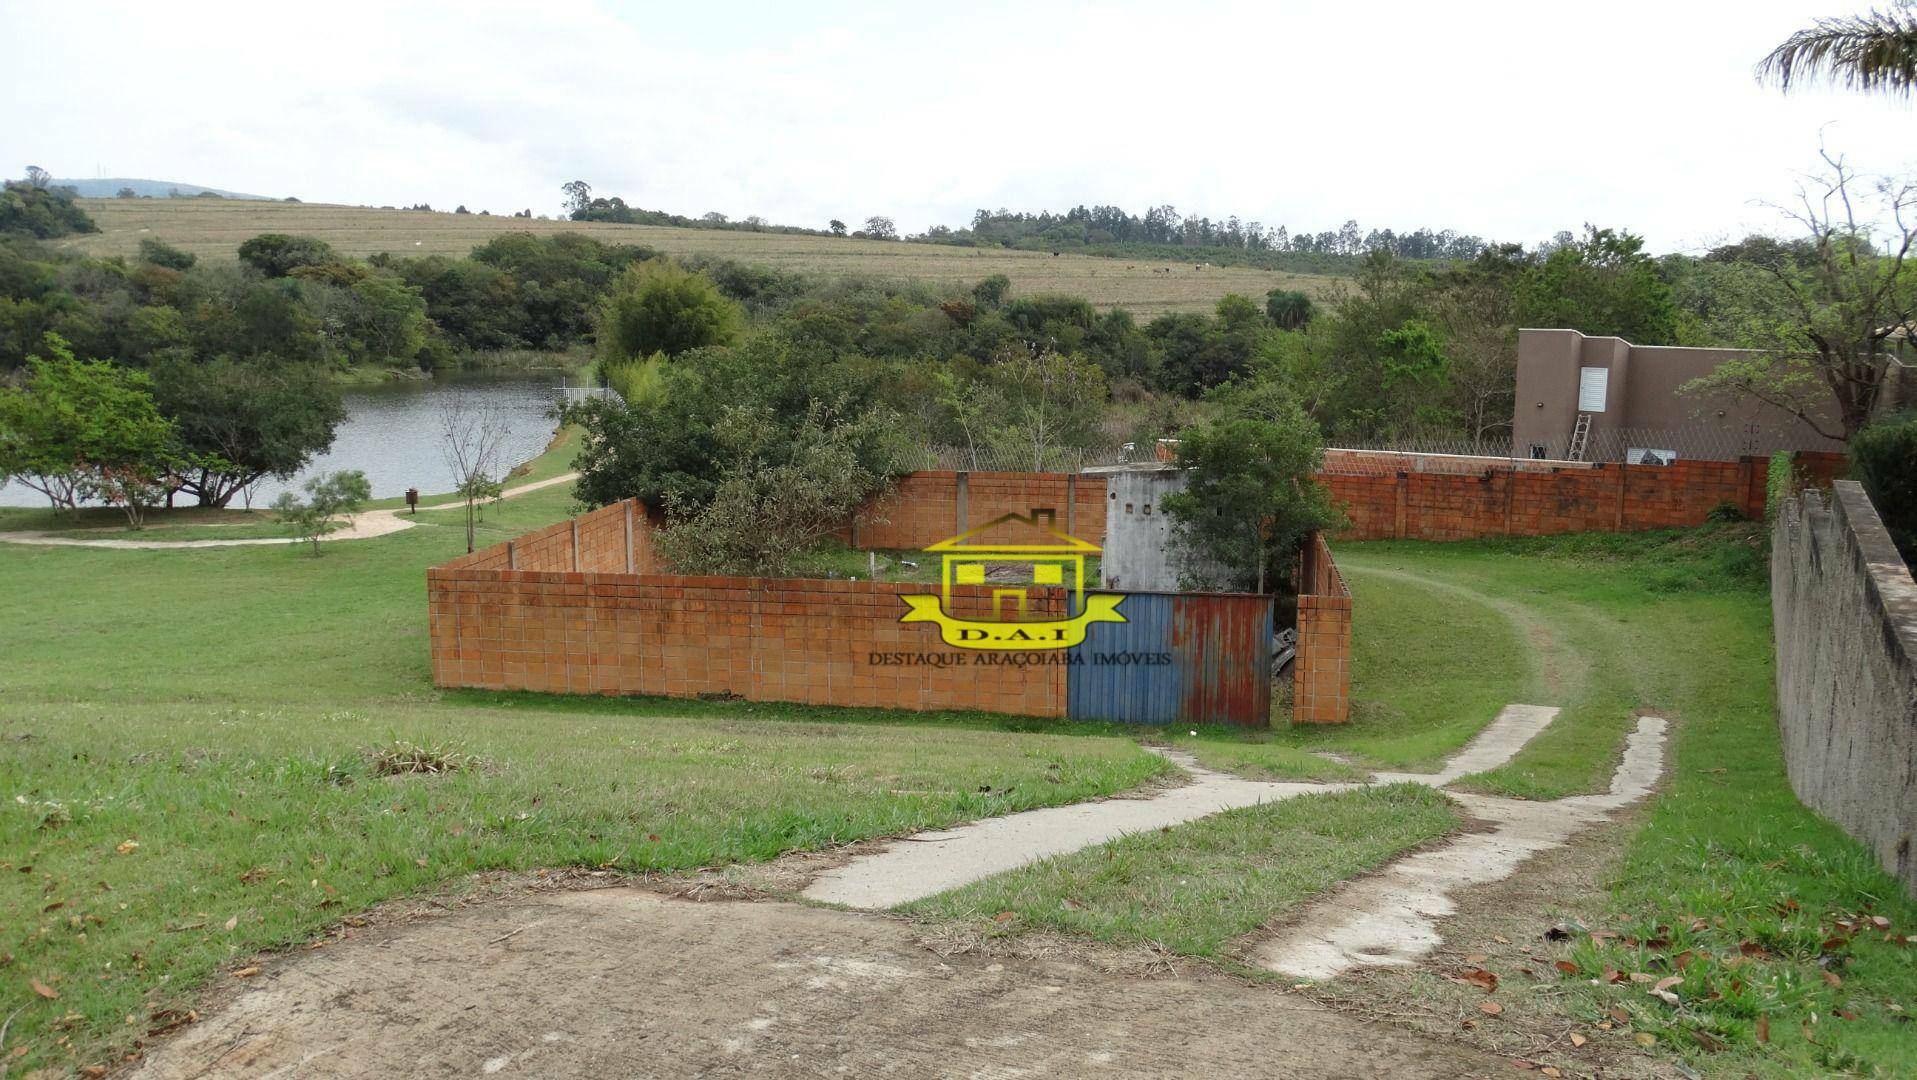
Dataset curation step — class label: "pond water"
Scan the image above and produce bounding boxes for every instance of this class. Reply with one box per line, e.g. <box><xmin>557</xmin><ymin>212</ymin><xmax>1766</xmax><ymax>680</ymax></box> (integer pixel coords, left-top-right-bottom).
<box><xmin>0</xmin><ymin>370</ymin><xmax>568</xmax><ymax>509</ymax></box>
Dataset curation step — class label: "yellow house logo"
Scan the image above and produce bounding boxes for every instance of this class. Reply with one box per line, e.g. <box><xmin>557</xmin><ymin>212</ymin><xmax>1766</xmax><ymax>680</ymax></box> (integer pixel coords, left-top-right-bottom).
<box><xmin>898</xmin><ymin>508</ymin><xmax>1125</xmax><ymax>650</ymax></box>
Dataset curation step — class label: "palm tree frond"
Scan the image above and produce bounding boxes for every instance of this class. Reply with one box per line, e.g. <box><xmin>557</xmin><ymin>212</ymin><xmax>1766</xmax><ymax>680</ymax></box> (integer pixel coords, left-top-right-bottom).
<box><xmin>1759</xmin><ymin>6</ymin><xmax>1917</xmax><ymax>96</ymax></box>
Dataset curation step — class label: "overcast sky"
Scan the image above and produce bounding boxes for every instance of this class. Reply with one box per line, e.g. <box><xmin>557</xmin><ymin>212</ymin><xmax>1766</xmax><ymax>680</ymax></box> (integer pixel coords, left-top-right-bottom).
<box><xmin>4</xmin><ymin>1</ymin><xmax>1913</xmax><ymax>253</ymax></box>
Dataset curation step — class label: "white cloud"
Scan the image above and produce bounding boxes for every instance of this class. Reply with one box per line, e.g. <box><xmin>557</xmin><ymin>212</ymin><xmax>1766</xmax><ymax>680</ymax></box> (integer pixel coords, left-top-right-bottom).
<box><xmin>4</xmin><ymin>0</ymin><xmax>1913</xmax><ymax>251</ymax></box>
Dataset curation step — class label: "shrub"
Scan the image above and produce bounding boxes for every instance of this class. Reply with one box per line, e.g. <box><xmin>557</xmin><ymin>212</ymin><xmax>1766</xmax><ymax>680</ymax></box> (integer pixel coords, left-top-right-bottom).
<box><xmin>271</xmin><ymin>470</ymin><xmax>371</xmax><ymax>554</ymax></box>
<box><xmin>137</xmin><ymin>237</ymin><xmax>196</xmax><ymax>271</ymax></box>
<box><xmin>1705</xmin><ymin>501</ymin><xmax>1748</xmax><ymax>523</ymax></box>
<box><xmin>1851</xmin><ymin>411</ymin><xmax>1917</xmax><ymax>561</ymax></box>
<box><xmin>237</xmin><ymin>233</ymin><xmax>340</xmax><ymax>278</ymax></box>
<box><xmin>594</xmin><ymin>258</ymin><xmax>742</xmax><ymax>361</ymax></box>
<box><xmin>1765</xmin><ymin>450</ymin><xmax>1797</xmax><ymax>522</ymax></box>
<box><xmin>602</xmin><ymin>353</ymin><xmax>665</xmax><ymax>403</ymax></box>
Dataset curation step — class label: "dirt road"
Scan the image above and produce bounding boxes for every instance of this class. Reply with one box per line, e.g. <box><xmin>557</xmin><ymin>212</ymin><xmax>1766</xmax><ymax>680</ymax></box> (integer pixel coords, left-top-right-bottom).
<box><xmin>131</xmin><ymin>888</ymin><xmax>1508</xmax><ymax>1079</ymax></box>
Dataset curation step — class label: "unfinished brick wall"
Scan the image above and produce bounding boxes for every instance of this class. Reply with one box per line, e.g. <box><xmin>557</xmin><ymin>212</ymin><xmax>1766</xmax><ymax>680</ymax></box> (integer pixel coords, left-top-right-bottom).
<box><xmin>436</xmin><ymin>500</ymin><xmax>658</xmax><ymax>575</ymax></box>
<box><xmin>428</xmin><ymin>505</ymin><xmax>1068</xmax><ymax>717</ymax></box>
<box><xmin>1319</xmin><ymin>456</ymin><xmax>1781</xmax><ymax>542</ymax></box>
<box><xmin>843</xmin><ymin>471</ymin><xmax>1108</xmax><ymax>550</ymax></box>
<box><xmin>1293</xmin><ymin>532</ymin><xmax>1352</xmax><ymax>724</ymax></box>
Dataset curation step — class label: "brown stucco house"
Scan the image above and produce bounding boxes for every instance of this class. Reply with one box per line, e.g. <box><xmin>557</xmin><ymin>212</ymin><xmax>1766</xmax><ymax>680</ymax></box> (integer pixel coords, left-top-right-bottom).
<box><xmin>1513</xmin><ymin>328</ymin><xmax>1850</xmax><ymax>463</ymax></box>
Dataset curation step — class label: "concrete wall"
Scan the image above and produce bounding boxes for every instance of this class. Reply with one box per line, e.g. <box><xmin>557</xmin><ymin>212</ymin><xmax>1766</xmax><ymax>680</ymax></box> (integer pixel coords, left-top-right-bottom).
<box><xmin>1514</xmin><ymin>328</ymin><xmax>1846</xmax><ymax>460</ymax></box>
<box><xmin>1772</xmin><ymin>482</ymin><xmax>1917</xmax><ymax>899</ymax></box>
<box><xmin>1094</xmin><ymin>468</ymin><xmax>1182</xmax><ymax>590</ymax></box>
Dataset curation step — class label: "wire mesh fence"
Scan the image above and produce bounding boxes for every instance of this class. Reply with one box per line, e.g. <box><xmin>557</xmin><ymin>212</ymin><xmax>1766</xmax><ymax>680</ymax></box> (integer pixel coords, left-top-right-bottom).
<box><xmin>895</xmin><ymin>445</ymin><xmax>1138</xmax><ymax>472</ymax></box>
<box><xmin>886</xmin><ymin>422</ymin><xmax>1844</xmax><ymax>478</ymax></box>
<box><xmin>1318</xmin><ymin>425</ymin><xmax>1844</xmax><ymax>475</ymax></box>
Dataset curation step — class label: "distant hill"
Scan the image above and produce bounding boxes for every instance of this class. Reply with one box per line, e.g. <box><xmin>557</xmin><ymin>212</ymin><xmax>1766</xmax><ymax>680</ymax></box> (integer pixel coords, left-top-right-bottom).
<box><xmin>53</xmin><ymin>178</ymin><xmax>276</xmax><ymax>201</ymax></box>
<box><xmin>65</xmin><ymin>198</ymin><xmax>1346</xmax><ymax>318</ymax></box>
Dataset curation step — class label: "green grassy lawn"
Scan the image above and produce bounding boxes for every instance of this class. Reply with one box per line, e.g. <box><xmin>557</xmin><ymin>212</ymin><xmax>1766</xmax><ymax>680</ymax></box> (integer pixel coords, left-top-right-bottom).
<box><xmin>5</xmin><ymin>485</ymin><xmax>1910</xmax><ymax>1078</ymax></box>
<box><xmin>0</xmin><ymin>484</ymin><xmax>1167</xmax><ymax>1075</ymax></box>
<box><xmin>895</xmin><ymin>525</ymin><xmax>1913</xmax><ymax>1075</ymax></box>
<box><xmin>907</xmin><ymin>783</ymin><xmax>1457</xmax><ymax>957</ymax></box>
<box><xmin>1317</xmin><ymin>528</ymin><xmax>1916</xmax><ymax>1077</ymax></box>
<box><xmin>0</xmin><ymin>504</ymin><xmax>265</xmax><ymax>534</ymax></box>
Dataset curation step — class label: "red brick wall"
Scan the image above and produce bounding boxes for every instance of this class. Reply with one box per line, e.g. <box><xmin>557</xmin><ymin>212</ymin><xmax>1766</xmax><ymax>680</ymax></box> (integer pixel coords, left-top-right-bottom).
<box><xmin>1319</xmin><ymin>456</ymin><xmax>1783</xmax><ymax>542</ymax></box>
<box><xmin>436</xmin><ymin>501</ymin><xmax>658</xmax><ymax>575</ymax></box>
<box><xmin>844</xmin><ymin>471</ymin><xmax>1109</xmax><ymax>550</ymax></box>
<box><xmin>842</xmin><ymin>455</ymin><xmax>1818</xmax><ymax>557</ymax></box>
<box><xmin>428</xmin><ymin>505</ymin><xmax>1068</xmax><ymax>717</ymax></box>
<box><xmin>1293</xmin><ymin>532</ymin><xmax>1351</xmax><ymax>725</ymax></box>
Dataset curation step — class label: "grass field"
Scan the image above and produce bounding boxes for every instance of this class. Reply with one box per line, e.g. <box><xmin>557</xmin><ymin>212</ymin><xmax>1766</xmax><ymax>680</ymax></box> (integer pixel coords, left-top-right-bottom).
<box><xmin>63</xmin><ymin>198</ymin><xmax>1343</xmax><ymax>318</ymax></box>
<box><xmin>1324</xmin><ymin>530</ymin><xmax>1917</xmax><ymax>1077</ymax></box>
<box><xmin>3</xmin><ymin>480</ymin><xmax>1911</xmax><ymax>1077</ymax></box>
<box><xmin>909</xmin><ymin>783</ymin><xmax>1459</xmax><ymax>957</ymax></box>
<box><xmin>0</xmin><ymin>481</ymin><xmax>1171</xmax><ymax>1075</ymax></box>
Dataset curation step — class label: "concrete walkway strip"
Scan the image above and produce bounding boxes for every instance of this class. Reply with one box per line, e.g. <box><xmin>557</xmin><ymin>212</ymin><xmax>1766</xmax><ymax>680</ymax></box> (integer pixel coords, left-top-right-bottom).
<box><xmin>1371</xmin><ymin>703</ymin><xmax>1561</xmax><ymax>786</ymax></box>
<box><xmin>805</xmin><ymin>705</ymin><xmax>1568</xmax><ymax>912</ymax></box>
<box><xmin>0</xmin><ymin>471</ymin><xmax>578</xmax><ymax>550</ymax></box>
<box><xmin>1254</xmin><ymin>717</ymin><xmax>1668</xmax><ymax>981</ymax></box>
<box><xmin>803</xmin><ymin>752</ymin><xmax>1353</xmax><ymax>909</ymax></box>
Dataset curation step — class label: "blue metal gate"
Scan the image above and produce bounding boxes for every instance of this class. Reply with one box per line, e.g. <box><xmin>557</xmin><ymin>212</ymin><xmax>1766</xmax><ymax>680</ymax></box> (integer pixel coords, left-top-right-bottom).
<box><xmin>1066</xmin><ymin>591</ymin><xmax>1273</xmax><ymax>727</ymax></box>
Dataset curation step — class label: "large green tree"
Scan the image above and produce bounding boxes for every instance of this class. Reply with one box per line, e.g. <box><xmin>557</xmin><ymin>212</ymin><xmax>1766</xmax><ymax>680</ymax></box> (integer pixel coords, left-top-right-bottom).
<box><xmin>1512</xmin><ymin>226</ymin><xmax>1677</xmax><ymax>344</ymax></box>
<box><xmin>568</xmin><ymin>333</ymin><xmax>905</xmax><ymax>512</ymax></box>
<box><xmin>594</xmin><ymin>258</ymin><xmax>744</xmax><ymax>362</ymax></box>
<box><xmin>149</xmin><ymin>357</ymin><xmax>345</xmax><ymax>506</ymax></box>
<box><xmin>1160</xmin><ymin>393</ymin><xmax>1337</xmax><ymax>594</ymax></box>
<box><xmin>653</xmin><ymin>404</ymin><xmax>900</xmax><ymax>576</ymax></box>
<box><xmin>0</xmin><ymin>177</ymin><xmax>97</xmax><ymax>239</ymax></box>
<box><xmin>237</xmin><ymin>234</ymin><xmax>340</xmax><ymax>278</ymax></box>
<box><xmin>0</xmin><ymin>336</ymin><xmax>174</xmax><ymax>510</ymax></box>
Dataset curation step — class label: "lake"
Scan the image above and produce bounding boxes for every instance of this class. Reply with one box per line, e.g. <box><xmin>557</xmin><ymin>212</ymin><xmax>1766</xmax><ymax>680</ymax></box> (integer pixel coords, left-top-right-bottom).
<box><xmin>0</xmin><ymin>370</ymin><xmax>568</xmax><ymax>509</ymax></box>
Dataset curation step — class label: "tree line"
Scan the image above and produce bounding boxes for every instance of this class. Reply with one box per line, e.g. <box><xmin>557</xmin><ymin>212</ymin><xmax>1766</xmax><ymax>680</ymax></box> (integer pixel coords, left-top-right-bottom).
<box><xmin>7</xmin><ymin>164</ymin><xmax>1911</xmax><ymax>571</ymax></box>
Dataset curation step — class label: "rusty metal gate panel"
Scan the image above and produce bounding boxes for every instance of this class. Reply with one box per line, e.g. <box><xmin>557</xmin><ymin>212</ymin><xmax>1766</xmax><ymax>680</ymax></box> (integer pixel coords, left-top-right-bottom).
<box><xmin>1066</xmin><ymin>591</ymin><xmax>1271</xmax><ymax>727</ymax></box>
<box><xmin>1171</xmin><ymin>592</ymin><xmax>1273</xmax><ymax>726</ymax></box>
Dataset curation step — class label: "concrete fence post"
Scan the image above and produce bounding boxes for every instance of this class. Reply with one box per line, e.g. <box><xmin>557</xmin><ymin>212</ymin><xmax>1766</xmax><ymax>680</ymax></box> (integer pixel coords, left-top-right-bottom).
<box><xmin>1066</xmin><ymin>474</ymin><xmax>1077</xmax><ymax>538</ymax></box>
<box><xmin>570</xmin><ymin>519</ymin><xmax>580</xmax><ymax>571</ymax></box>
<box><xmin>1393</xmin><ymin>472</ymin><xmax>1408</xmax><ymax>540</ymax></box>
<box><xmin>623</xmin><ymin>501</ymin><xmax>635</xmax><ymax>573</ymax></box>
<box><xmin>507</xmin><ymin>541</ymin><xmax>517</xmax><ymax>570</ymax></box>
<box><xmin>955</xmin><ymin>471</ymin><xmax>970</xmax><ymax>537</ymax></box>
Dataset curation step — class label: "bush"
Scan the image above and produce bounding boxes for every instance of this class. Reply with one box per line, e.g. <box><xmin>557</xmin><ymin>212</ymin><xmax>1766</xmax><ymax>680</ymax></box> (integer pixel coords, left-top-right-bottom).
<box><xmin>1705</xmin><ymin>501</ymin><xmax>1748</xmax><ymax>523</ymax></box>
<box><xmin>1765</xmin><ymin>450</ymin><xmax>1796</xmax><ymax>522</ymax></box>
<box><xmin>602</xmin><ymin>353</ymin><xmax>664</xmax><ymax>403</ymax></box>
<box><xmin>237</xmin><ymin>233</ymin><xmax>340</xmax><ymax>278</ymax></box>
<box><xmin>1851</xmin><ymin>411</ymin><xmax>1917</xmax><ymax>561</ymax></box>
<box><xmin>137</xmin><ymin>237</ymin><xmax>196</xmax><ymax>271</ymax></box>
<box><xmin>594</xmin><ymin>258</ymin><xmax>742</xmax><ymax>361</ymax></box>
<box><xmin>272</xmin><ymin>470</ymin><xmax>371</xmax><ymax>555</ymax></box>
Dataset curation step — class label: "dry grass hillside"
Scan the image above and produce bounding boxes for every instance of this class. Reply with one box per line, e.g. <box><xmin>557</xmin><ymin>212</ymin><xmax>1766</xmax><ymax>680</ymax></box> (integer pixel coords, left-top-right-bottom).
<box><xmin>65</xmin><ymin>198</ymin><xmax>1343</xmax><ymax>317</ymax></box>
